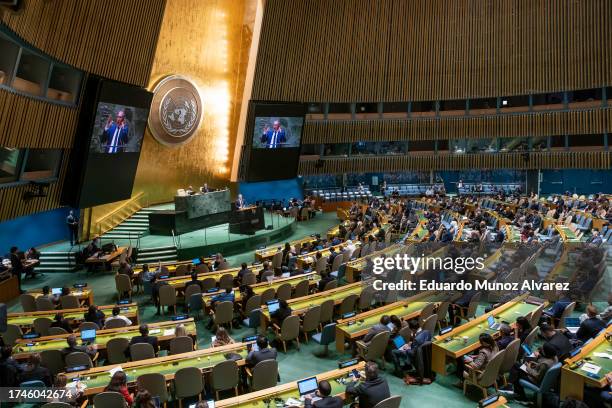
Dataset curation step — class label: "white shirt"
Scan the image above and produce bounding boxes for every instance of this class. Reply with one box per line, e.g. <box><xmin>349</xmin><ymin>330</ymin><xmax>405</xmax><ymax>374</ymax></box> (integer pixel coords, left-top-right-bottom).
<box><xmin>269</xmin><ymin>131</ymin><xmax>278</xmax><ymax>148</ymax></box>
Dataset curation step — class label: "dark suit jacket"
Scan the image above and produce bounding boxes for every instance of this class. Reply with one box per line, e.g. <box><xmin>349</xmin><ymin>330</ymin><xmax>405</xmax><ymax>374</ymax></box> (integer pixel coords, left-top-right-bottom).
<box><xmin>101</xmin><ymin>123</ymin><xmax>129</xmax><ymax>152</ymax></box>
<box><xmin>19</xmin><ymin>365</ymin><xmax>52</xmax><ymax>386</ymax></box>
<box><xmin>576</xmin><ymin>317</ymin><xmax>606</xmax><ymax>342</ymax></box>
<box><xmin>544</xmin><ymin>332</ymin><xmax>572</xmax><ymax>359</ymax></box>
<box><xmin>260</xmin><ymin>129</ymin><xmax>287</xmax><ymax>147</ymax></box>
<box><xmin>362</xmin><ymin>324</ymin><xmax>390</xmax><ymax>343</ymax></box>
<box><xmin>129</xmin><ymin>335</ymin><xmax>159</xmax><ymax>354</ymax></box>
<box><xmin>305</xmin><ymin>396</ymin><xmax>343</xmax><ymax>408</ymax></box>
<box><xmin>245</xmin><ymin>347</ymin><xmax>277</xmax><ymax>367</ymax></box>
<box><xmin>345</xmin><ymin>376</ymin><xmax>390</xmax><ymax>408</ymax></box>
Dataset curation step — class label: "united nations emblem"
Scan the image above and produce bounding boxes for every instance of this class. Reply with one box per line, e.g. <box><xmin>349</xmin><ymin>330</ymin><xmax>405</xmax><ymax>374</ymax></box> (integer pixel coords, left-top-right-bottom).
<box><xmin>148</xmin><ymin>75</ymin><xmax>203</xmax><ymax>146</ymax></box>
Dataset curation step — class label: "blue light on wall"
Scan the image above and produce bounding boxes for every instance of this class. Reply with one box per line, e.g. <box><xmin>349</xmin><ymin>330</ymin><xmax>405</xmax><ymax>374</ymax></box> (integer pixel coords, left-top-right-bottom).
<box><xmin>0</xmin><ymin>207</ymin><xmax>71</xmax><ymax>253</ymax></box>
<box><xmin>239</xmin><ymin>178</ymin><xmax>303</xmax><ymax>207</ymax></box>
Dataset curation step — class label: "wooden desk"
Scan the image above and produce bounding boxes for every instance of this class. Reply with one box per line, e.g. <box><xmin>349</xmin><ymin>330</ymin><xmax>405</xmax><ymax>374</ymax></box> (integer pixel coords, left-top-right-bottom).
<box><xmin>27</xmin><ymin>288</ymin><xmax>94</xmax><ymax>306</ymax></box>
<box><xmin>554</xmin><ymin>224</ymin><xmax>581</xmax><ymax>243</ymax></box>
<box><xmin>85</xmin><ymin>247</ymin><xmax>127</xmax><ymax>267</ymax></box>
<box><xmin>12</xmin><ymin>319</ymin><xmax>196</xmax><ymax>360</ymax></box>
<box><xmin>7</xmin><ymin>303</ymin><xmax>139</xmax><ymax>329</ymax></box>
<box><xmin>64</xmin><ymin>342</ymin><xmax>251</xmax><ymax>396</ymax></box>
<box><xmin>201</xmin><ymin>272</ymin><xmax>320</xmax><ymax>306</ymax></box>
<box><xmin>132</xmin><ymin>257</ymin><xmax>215</xmax><ymax>278</ymax></box>
<box><xmin>216</xmin><ymin>362</ymin><xmax>366</xmax><ymax>407</ymax></box>
<box><xmin>255</xmin><ymin>236</ymin><xmax>319</xmax><ymax>262</ymax></box>
<box><xmin>259</xmin><ymin>282</ymin><xmax>365</xmax><ymax>328</ymax></box>
<box><xmin>431</xmin><ymin>294</ymin><xmax>543</xmax><ymax>375</ymax></box>
<box><xmin>335</xmin><ymin>291</ymin><xmax>441</xmax><ymax>353</ymax></box>
<box><xmin>157</xmin><ymin>265</ymin><xmax>263</xmax><ymax>294</ymax></box>
<box><xmin>296</xmin><ymin>242</ymin><xmax>358</xmax><ymax>269</ymax></box>
<box><xmin>0</xmin><ymin>275</ymin><xmax>19</xmax><ymax>303</ymax></box>
<box><xmin>344</xmin><ymin>244</ymin><xmax>403</xmax><ymax>283</ymax></box>
<box><xmin>560</xmin><ymin>328</ymin><xmax>612</xmax><ymax>400</ymax></box>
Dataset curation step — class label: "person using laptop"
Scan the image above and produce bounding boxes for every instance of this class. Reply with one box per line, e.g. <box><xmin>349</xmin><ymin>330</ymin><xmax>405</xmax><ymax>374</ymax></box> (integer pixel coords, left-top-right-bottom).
<box><xmin>345</xmin><ymin>361</ymin><xmax>390</xmax><ymax>408</ymax></box>
<box><xmin>104</xmin><ymin>306</ymin><xmax>133</xmax><ymax>328</ymax></box>
<box><xmin>271</xmin><ymin>299</ymin><xmax>292</xmax><ymax>326</ymax></box>
<box><xmin>362</xmin><ymin>315</ymin><xmax>391</xmax><ymax>344</ymax></box>
<box><xmin>305</xmin><ymin>380</ymin><xmax>342</xmax><ymax>408</ymax></box>
<box><xmin>40</xmin><ymin>285</ymin><xmax>59</xmax><ymax>305</ymax></box>
<box><xmin>496</xmin><ymin>323</ymin><xmax>514</xmax><ymax>350</ymax></box>
<box><xmin>502</xmin><ymin>342</ymin><xmax>558</xmax><ymax>399</ymax></box>
<box><xmin>391</xmin><ymin>319</ymin><xmax>432</xmax><ymax>380</ymax></box>
<box><xmin>539</xmin><ymin>324</ymin><xmax>572</xmax><ymax>360</ymax></box>
<box><xmin>246</xmin><ymin>335</ymin><xmax>277</xmax><ymax>367</ymax></box>
<box><xmin>83</xmin><ymin>305</ymin><xmax>105</xmax><ymax>328</ymax></box>
<box><xmin>61</xmin><ymin>335</ymin><xmax>97</xmax><ymax>359</ymax></box>
<box><xmin>128</xmin><ymin>324</ymin><xmax>159</xmax><ymax>355</ymax></box>
<box><xmin>575</xmin><ymin>305</ymin><xmax>606</xmax><ymax>342</ymax></box>
<box><xmin>211</xmin><ymin>287</ymin><xmax>235</xmax><ymax>306</ymax></box>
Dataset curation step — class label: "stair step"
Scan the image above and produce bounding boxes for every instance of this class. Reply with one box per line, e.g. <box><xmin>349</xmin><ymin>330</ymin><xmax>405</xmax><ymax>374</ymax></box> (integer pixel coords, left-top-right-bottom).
<box><xmin>139</xmin><ymin>246</ymin><xmax>177</xmax><ymax>252</ymax></box>
<box><xmin>123</xmin><ymin>220</ymin><xmax>149</xmax><ymax>225</ymax></box>
<box><xmin>36</xmin><ymin>266</ymin><xmax>78</xmax><ymax>272</ymax></box>
<box><xmin>138</xmin><ymin>249</ymin><xmax>177</xmax><ymax>256</ymax></box>
<box><xmin>137</xmin><ymin>254</ymin><xmax>177</xmax><ymax>262</ymax></box>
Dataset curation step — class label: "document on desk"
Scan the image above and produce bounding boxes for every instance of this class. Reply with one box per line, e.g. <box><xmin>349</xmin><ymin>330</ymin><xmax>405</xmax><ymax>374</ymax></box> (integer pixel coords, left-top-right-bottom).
<box><xmin>593</xmin><ymin>352</ymin><xmax>612</xmax><ymax>360</ymax></box>
<box><xmin>149</xmin><ymin>328</ymin><xmax>161</xmax><ymax>335</ymax></box>
<box><xmin>581</xmin><ymin>362</ymin><xmax>601</xmax><ymax>375</ymax></box>
<box><xmin>163</xmin><ymin>329</ymin><xmax>175</xmax><ymax>336</ymax></box>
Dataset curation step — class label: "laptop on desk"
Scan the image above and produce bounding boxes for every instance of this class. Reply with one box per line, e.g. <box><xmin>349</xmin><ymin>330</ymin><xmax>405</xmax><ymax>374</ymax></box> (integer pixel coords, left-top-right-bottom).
<box><xmin>297</xmin><ymin>376</ymin><xmax>321</xmax><ymax>402</ymax></box>
<box><xmin>565</xmin><ymin>317</ymin><xmax>580</xmax><ymax>334</ymax></box>
<box><xmin>487</xmin><ymin>315</ymin><xmax>501</xmax><ymax>330</ymax></box>
<box><xmin>267</xmin><ymin>300</ymin><xmax>280</xmax><ymax>314</ymax></box>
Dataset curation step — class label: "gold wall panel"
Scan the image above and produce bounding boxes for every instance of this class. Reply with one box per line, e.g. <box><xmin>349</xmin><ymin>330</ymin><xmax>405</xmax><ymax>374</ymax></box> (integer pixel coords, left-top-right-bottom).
<box><xmin>302</xmin><ymin>108</ymin><xmax>612</xmax><ymax>144</ymax></box>
<box><xmin>298</xmin><ymin>152</ymin><xmax>612</xmax><ymax>175</ymax></box>
<box><xmin>88</xmin><ymin>0</ymin><xmax>257</xmax><ymax>223</ymax></box>
<box><xmin>253</xmin><ymin>0</ymin><xmax>612</xmax><ymax>102</ymax></box>
<box><xmin>0</xmin><ymin>0</ymin><xmax>166</xmax><ymax>87</ymax></box>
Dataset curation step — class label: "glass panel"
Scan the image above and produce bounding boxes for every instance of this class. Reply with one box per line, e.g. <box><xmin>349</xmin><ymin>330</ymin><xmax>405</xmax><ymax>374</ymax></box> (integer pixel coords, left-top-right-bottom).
<box><xmin>0</xmin><ymin>147</ymin><xmax>23</xmax><ymax>183</ymax></box>
<box><xmin>466</xmin><ymin>138</ymin><xmax>496</xmax><ymax>153</ymax></box>
<box><xmin>14</xmin><ymin>50</ymin><xmax>50</xmax><ymax>97</ymax></box>
<box><xmin>0</xmin><ymin>32</ymin><xmax>20</xmax><ymax>85</ymax></box>
<box><xmin>499</xmin><ymin>137</ymin><xmax>529</xmax><ymax>153</ymax></box>
<box><xmin>411</xmin><ymin>101</ymin><xmax>435</xmax><ymax>113</ymax></box>
<box><xmin>568</xmin><ymin>88</ymin><xmax>602</xmax><ymax>103</ymax></box>
<box><xmin>21</xmin><ymin>149</ymin><xmax>62</xmax><ymax>181</ymax></box>
<box><xmin>439</xmin><ymin>100</ymin><xmax>465</xmax><ymax>111</ymax></box>
<box><xmin>323</xmin><ymin>143</ymin><xmax>349</xmax><ymax>156</ymax></box>
<box><xmin>383</xmin><ymin>102</ymin><xmax>408</xmax><ymax>113</ymax></box>
<box><xmin>47</xmin><ymin>65</ymin><xmax>82</xmax><ymax>103</ymax></box>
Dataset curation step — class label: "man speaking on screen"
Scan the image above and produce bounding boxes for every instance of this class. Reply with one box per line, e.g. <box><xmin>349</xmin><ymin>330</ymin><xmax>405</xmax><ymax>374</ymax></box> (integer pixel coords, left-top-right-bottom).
<box><xmin>260</xmin><ymin>120</ymin><xmax>286</xmax><ymax>148</ymax></box>
<box><xmin>101</xmin><ymin>110</ymin><xmax>129</xmax><ymax>153</ymax></box>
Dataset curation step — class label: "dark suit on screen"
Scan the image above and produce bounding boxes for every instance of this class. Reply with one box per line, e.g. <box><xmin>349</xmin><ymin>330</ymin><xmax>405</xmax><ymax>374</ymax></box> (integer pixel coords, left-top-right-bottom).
<box><xmin>260</xmin><ymin>128</ymin><xmax>286</xmax><ymax>148</ymax></box>
<box><xmin>101</xmin><ymin>123</ymin><xmax>129</xmax><ymax>153</ymax></box>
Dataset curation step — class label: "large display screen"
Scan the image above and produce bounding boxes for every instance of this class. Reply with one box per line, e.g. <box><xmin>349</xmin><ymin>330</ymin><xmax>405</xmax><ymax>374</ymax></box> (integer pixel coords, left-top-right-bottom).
<box><xmin>252</xmin><ymin>116</ymin><xmax>304</xmax><ymax>149</ymax></box>
<box><xmin>89</xmin><ymin>103</ymin><xmax>148</xmax><ymax>154</ymax></box>
<box><xmin>245</xmin><ymin>103</ymin><xmax>306</xmax><ymax>182</ymax></box>
<box><xmin>61</xmin><ymin>77</ymin><xmax>153</xmax><ymax>208</ymax></box>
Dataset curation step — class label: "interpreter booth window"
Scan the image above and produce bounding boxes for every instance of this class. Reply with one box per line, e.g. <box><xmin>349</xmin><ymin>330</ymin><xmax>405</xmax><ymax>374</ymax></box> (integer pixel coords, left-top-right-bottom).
<box><xmin>327</xmin><ymin>103</ymin><xmax>352</xmax><ymax>119</ymax></box>
<box><xmin>351</xmin><ymin>141</ymin><xmax>378</xmax><ymax>155</ymax></box>
<box><xmin>439</xmin><ymin>99</ymin><xmax>466</xmax><ymax>116</ymax></box>
<box><xmin>532</xmin><ymin>92</ymin><xmax>564</xmax><ymax>111</ymax></box>
<box><xmin>306</xmin><ymin>103</ymin><xmax>325</xmax><ymax>120</ymax></box>
<box><xmin>47</xmin><ymin>64</ymin><xmax>82</xmax><ymax>104</ymax></box>
<box><xmin>0</xmin><ymin>147</ymin><xmax>23</xmax><ymax>184</ymax></box>
<box><xmin>21</xmin><ymin>149</ymin><xmax>62</xmax><ymax>181</ymax></box>
<box><xmin>383</xmin><ymin>102</ymin><xmax>409</xmax><ymax>114</ymax></box>
<box><xmin>568</xmin><ymin>134</ymin><xmax>605</xmax><ymax>150</ymax></box>
<box><xmin>469</xmin><ymin>97</ymin><xmax>497</xmax><ymax>115</ymax></box>
<box><xmin>323</xmin><ymin>143</ymin><xmax>349</xmax><ymax>157</ymax></box>
<box><xmin>408</xmin><ymin>140</ymin><xmax>435</xmax><ymax>154</ymax></box>
<box><xmin>499</xmin><ymin>137</ymin><xmax>529</xmax><ymax>153</ymax></box>
<box><xmin>550</xmin><ymin>135</ymin><xmax>567</xmax><ymax>150</ymax></box>
<box><xmin>355</xmin><ymin>103</ymin><xmax>379</xmax><ymax>119</ymax></box>
<box><xmin>499</xmin><ymin>95</ymin><xmax>529</xmax><ymax>113</ymax></box>
<box><xmin>0</xmin><ymin>32</ymin><xmax>20</xmax><ymax>85</ymax></box>
<box><xmin>410</xmin><ymin>101</ymin><xmax>435</xmax><ymax>117</ymax></box>
<box><xmin>13</xmin><ymin>49</ymin><xmax>51</xmax><ymax>97</ymax></box>
<box><xmin>568</xmin><ymin>88</ymin><xmax>602</xmax><ymax>108</ymax></box>
<box><xmin>466</xmin><ymin>138</ymin><xmax>496</xmax><ymax>153</ymax></box>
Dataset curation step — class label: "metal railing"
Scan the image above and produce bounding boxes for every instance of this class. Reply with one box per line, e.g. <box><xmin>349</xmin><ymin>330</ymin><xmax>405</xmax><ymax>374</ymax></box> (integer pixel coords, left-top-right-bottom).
<box><xmin>93</xmin><ymin>192</ymin><xmax>148</xmax><ymax>236</ymax></box>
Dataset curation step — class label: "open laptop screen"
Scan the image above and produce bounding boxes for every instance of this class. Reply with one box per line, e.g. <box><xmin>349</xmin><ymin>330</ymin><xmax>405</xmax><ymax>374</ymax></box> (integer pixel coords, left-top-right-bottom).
<box><xmin>297</xmin><ymin>377</ymin><xmax>318</xmax><ymax>396</ymax></box>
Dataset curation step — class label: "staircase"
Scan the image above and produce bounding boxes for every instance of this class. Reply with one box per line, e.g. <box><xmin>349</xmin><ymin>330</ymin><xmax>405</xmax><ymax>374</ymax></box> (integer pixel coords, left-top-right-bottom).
<box><xmin>102</xmin><ymin>209</ymin><xmax>152</xmax><ymax>240</ymax></box>
<box><xmin>37</xmin><ymin>251</ymin><xmax>78</xmax><ymax>273</ymax></box>
<box><xmin>136</xmin><ymin>245</ymin><xmax>178</xmax><ymax>264</ymax></box>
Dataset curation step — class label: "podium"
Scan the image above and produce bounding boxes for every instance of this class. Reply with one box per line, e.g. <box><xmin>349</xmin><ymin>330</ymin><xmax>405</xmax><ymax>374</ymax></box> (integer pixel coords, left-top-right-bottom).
<box><xmin>229</xmin><ymin>205</ymin><xmax>265</xmax><ymax>235</ymax></box>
